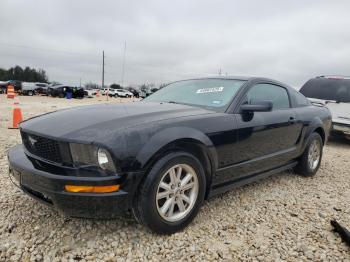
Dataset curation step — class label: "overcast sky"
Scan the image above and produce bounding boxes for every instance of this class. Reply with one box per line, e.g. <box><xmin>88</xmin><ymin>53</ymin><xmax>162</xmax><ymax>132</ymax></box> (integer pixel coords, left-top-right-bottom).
<box><xmin>1</xmin><ymin>0</ymin><xmax>350</xmax><ymax>88</ymax></box>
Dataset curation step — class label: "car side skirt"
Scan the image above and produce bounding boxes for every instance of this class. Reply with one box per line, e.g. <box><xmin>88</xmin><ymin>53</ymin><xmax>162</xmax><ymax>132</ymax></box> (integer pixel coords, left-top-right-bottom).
<box><xmin>208</xmin><ymin>161</ymin><xmax>298</xmax><ymax>198</ymax></box>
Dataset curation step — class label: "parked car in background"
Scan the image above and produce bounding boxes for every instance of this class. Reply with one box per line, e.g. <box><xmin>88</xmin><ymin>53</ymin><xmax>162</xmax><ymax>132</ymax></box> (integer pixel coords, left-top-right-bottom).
<box><xmin>8</xmin><ymin>76</ymin><xmax>331</xmax><ymax>234</ymax></box>
<box><xmin>71</xmin><ymin>87</ymin><xmax>85</xmax><ymax>99</ymax></box>
<box><xmin>101</xmin><ymin>88</ymin><xmax>117</xmax><ymax>97</ymax></box>
<box><xmin>115</xmin><ymin>89</ymin><xmax>133</xmax><ymax>98</ymax></box>
<box><xmin>0</xmin><ymin>81</ymin><xmax>7</xmax><ymax>93</ymax></box>
<box><xmin>300</xmin><ymin>76</ymin><xmax>350</xmax><ymax>139</ymax></box>
<box><xmin>47</xmin><ymin>84</ymin><xmax>69</xmax><ymax>98</ymax></box>
<box><xmin>47</xmin><ymin>85</ymin><xmax>84</xmax><ymax>98</ymax></box>
<box><xmin>139</xmin><ymin>90</ymin><xmax>147</xmax><ymax>98</ymax></box>
<box><xmin>84</xmin><ymin>89</ymin><xmax>95</xmax><ymax>98</ymax></box>
<box><xmin>34</xmin><ymin>83</ymin><xmax>49</xmax><ymax>94</ymax></box>
<box><xmin>21</xmin><ymin>82</ymin><xmax>48</xmax><ymax>96</ymax></box>
<box><xmin>128</xmin><ymin>88</ymin><xmax>140</xmax><ymax>98</ymax></box>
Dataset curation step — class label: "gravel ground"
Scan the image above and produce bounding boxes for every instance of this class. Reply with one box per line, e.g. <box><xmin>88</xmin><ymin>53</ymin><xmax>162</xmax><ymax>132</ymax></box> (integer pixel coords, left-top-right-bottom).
<box><xmin>0</xmin><ymin>95</ymin><xmax>349</xmax><ymax>261</ymax></box>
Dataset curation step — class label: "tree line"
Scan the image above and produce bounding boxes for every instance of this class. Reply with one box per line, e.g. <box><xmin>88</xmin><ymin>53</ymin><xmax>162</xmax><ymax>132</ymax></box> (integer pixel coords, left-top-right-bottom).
<box><xmin>0</xmin><ymin>65</ymin><xmax>49</xmax><ymax>83</ymax></box>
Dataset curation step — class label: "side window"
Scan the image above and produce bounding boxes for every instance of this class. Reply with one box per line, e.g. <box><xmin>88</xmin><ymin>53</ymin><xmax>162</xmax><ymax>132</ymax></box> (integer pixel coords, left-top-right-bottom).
<box><xmin>293</xmin><ymin>90</ymin><xmax>311</xmax><ymax>107</ymax></box>
<box><xmin>246</xmin><ymin>83</ymin><xmax>290</xmax><ymax>110</ymax></box>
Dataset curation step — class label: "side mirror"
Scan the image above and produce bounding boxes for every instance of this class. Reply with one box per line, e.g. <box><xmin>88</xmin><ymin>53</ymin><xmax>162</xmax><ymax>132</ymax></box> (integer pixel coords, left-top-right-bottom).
<box><xmin>240</xmin><ymin>100</ymin><xmax>273</xmax><ymax>113</ymax></box>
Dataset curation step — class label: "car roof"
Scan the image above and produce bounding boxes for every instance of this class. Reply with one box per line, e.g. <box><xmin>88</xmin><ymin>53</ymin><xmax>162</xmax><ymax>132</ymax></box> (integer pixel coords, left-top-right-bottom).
<box><xmin>171</xmin><ymin>76</ymin><xmax>293</xmax><ymax>90</ymax></box>
<box><xmin>316</xmin><ymin>75</ymin><xmax>350</xmax><ymax>80</ymax></box>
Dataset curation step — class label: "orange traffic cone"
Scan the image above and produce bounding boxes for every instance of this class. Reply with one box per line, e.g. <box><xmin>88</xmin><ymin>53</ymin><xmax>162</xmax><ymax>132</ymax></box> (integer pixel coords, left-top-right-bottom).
<box><xmin>9</xmin><ymin>107</ymin><xmax>23</xmax><ymax>129</ymax></box>
<box><xmin>7</xmin><ymin>85</ymin><xmax>15</xmax><ymax>99</ymax></box>
<box><xmin>96</xmin><ymin>90</ymin><xmax>100</xmax><ymax>97</ymax></box>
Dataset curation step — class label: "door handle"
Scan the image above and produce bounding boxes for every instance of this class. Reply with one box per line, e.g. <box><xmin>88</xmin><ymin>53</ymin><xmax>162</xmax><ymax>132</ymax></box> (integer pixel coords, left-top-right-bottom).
<box><xmin>289</xmin><ymin>116</ymin><xmax>296</xmax><ymax>124</ymax></box>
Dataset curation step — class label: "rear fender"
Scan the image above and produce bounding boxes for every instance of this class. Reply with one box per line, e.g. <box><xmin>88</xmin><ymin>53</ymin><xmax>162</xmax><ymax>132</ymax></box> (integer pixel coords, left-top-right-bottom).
<box><xmin>301</xmin><ymin>117</ymin><xmax>325</xmax><ymax>151</ymax></box>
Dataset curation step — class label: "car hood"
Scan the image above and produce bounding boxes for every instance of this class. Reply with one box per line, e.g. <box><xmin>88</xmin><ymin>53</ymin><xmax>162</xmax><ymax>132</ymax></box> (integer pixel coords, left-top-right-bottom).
<box><xmin>20</xmin><ymin>102</ymin><xmax>214</xmax><ymax>142</ymax></box>
<box><xmin>308</xmin><ymin>98</ymin><xmax>350</xmax><ymax>124</ymax></box>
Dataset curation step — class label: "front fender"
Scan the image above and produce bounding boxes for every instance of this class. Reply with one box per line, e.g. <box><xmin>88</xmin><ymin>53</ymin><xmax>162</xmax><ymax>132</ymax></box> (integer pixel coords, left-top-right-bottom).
<box><xmin>136</xmin><ymin>127</ymin><xmax>218</xmax><ymax>170</ymax></box>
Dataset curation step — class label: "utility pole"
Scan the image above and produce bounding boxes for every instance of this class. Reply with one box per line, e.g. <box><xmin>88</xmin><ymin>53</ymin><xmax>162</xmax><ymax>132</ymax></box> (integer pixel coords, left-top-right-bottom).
<box><xmin>121</xmin><ymin>41</ymin><xmax>126</xmax><ymax>87</ymax></box>
<box><xmin>102</xmin><ymin>50</ymin><xmax>105</xmax><ymax>88</ymax></box>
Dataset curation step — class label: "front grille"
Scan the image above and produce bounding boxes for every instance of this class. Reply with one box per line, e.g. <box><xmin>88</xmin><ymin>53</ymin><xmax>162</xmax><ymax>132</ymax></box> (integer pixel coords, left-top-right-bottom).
<box><xmin>21</xmin><ymin>131</ymin><xmax>72</xmax><ymax>164</ymax></box>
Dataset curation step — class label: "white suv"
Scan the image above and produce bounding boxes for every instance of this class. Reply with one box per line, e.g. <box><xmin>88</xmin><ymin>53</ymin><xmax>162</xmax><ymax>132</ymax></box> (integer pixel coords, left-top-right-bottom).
<box><xmin>101</xmin><ymin>88</ymin><xmax>116</xmax><ymax>97</ymax></box>
<box><xmin>115</xmin><ymin>89</ymin><xmax>133</xmax><ymax>98</ymax></box>
<box><xmin>300</xmin><ymin>76</ymin><xmax>350</xmax><ymax>139</ymax></box>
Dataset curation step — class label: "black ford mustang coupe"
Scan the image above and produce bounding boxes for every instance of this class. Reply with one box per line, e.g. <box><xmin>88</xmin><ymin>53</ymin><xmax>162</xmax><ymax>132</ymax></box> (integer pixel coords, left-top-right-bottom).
<box><xmin>8</xmin><ymin>77</ymin><xmax>332</xmax><ymax>234</ymax></box>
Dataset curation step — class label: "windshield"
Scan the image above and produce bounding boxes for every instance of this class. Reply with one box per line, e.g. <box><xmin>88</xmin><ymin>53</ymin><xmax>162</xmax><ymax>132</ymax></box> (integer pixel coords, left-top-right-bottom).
<box><xmin>144</xmin><ymin>79</ymin><xmax>246</xmax><ymax>110</ymax></box>
<box><xmin>300</xmin><ymin>78</ymin><xmax>350</xmax><ymax>103</ymax></box>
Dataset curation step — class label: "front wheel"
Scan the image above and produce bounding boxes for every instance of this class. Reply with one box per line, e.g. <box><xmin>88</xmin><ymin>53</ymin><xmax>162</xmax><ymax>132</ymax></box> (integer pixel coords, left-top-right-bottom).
<box><xmin>132</xmin><ymin>152</ymin><xmax>206</xmax><ymax>234</ymax></box>
<box><xmin>295</xmin><ymin>132</ymin><xmax>323</xmax><ymax>177</ymax></box>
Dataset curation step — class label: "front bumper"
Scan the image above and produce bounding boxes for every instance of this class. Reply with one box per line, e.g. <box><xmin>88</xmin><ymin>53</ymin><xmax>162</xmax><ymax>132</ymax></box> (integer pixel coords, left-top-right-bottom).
<box><xmin>332</xmin><ymin>122</ymin><xmax>350</xmax><ymax>136</ymax></box>
<box><xmin>7</xmin><ymin>145</ymin><xmax>144</xmax><ymax>218</ymax></box>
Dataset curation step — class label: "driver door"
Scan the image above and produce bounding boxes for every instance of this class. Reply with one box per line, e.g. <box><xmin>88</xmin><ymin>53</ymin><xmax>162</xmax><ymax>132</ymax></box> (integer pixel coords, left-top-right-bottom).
<box><xmin>232</xmin><ymin>83</ymin><xmax>300</xmax><ymax>178</ymax></box>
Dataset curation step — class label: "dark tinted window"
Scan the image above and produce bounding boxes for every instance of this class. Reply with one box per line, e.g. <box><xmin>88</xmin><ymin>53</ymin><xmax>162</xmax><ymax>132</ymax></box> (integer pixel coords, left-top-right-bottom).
<box><xmin>300</xmin><ymin>78</ymin><xmax>350</xmax><ymax>102</ymax></box>
<box><xmin>246</xmin><ymin>84</ymin><xmax>290</xmax><ymax>110</ymax></box>
<box><xmin>292</xmin><ymin>89</ymin><xmax>311</xmax><ymax>107</ymax></box>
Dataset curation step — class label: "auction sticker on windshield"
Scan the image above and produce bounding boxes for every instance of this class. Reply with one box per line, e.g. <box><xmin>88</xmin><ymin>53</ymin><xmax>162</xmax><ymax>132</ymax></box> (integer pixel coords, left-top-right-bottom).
<box><xmin>196</xmin><ymin>87</ymin><xmax>224</xmax><ymax>94</ymax></box>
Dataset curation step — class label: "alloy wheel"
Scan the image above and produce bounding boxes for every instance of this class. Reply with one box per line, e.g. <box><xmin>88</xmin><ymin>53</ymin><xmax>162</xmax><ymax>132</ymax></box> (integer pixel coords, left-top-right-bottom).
<box><xmin>308</xmin><ymin>139</ymin><xmax>321</xmax><ymax>170</ymax></box>
<box><xmin>156</xmin><ymin>164</ymin><xmax>199</xmax><ymax>222</ymax></box>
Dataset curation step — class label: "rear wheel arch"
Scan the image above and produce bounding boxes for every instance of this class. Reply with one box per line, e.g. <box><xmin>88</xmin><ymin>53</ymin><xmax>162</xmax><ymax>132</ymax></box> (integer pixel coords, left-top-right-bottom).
<box><xmin>313</xmin><ymin>126</ymin><xmax>325</xmax><ymax>144</ymax></box>
<box><xmin>303</xmin><ymin>117</ymin><xmax>326</xmax><ymax>148</ymax></box>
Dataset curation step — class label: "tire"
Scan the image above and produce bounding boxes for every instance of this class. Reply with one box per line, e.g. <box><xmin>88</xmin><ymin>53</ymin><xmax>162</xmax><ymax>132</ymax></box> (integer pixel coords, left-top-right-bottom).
<box><xmin>28</xmin><ymin>90</ymin><xmax>34</xmax><ymax>96</ymax></box>
<box><xmin>294</xmin><ymin>132</ymin><xmax>323</xmax><ymax>177</ymax></box>
<box><xmin>132</xmin><ymin>152</ymin><xmax>206</xmax><ymax>234</ymax></box>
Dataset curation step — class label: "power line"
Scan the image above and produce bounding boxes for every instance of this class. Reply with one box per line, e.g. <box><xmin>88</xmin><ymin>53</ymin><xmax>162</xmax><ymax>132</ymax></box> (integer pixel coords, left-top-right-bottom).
<box><xmin>102</xmin><ymin>50</ymin><xmax>105</xmax><ymax>88</ymax></box>
<box><xmin>121</xmin><ymin>41</ymin><xmax>126</xmax><ymax>86</ymax></box>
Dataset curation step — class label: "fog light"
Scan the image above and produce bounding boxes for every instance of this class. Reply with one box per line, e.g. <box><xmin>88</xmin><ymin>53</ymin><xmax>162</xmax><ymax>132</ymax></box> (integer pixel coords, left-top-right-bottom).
<box><xmin>65</xmin><ymin>185</ymin><xmax>120</xmax><ymax>193</ymax></box>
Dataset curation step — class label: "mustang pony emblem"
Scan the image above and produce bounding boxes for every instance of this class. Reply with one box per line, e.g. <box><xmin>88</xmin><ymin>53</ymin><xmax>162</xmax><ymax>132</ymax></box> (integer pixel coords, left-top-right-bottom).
<box><xmin>28</xmin><ymin>136</ymin><xmax>37</xmax><ymax>147</ymax></box>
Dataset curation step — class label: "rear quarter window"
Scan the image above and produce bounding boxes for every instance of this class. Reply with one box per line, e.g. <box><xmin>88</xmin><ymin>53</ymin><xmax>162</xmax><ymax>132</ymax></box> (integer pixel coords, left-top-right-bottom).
<box><xmin>292</xmin><ymin>89</ymin><xmax>311</xmax><ymax>107</ymax></box>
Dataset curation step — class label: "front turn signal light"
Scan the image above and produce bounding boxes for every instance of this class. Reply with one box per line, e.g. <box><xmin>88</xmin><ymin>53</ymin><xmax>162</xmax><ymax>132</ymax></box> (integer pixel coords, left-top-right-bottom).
<box><xmin>65</xmin><ymin>184</ymin><xmax>120</xmax><ymax>193</ymax></box>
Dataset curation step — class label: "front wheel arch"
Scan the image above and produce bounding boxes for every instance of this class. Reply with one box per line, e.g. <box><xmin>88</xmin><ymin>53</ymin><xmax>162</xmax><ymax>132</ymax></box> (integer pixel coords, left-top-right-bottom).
<box><xmin>141</xmin><ymin>139</ymin><xmax>214</xmax><ymax>200</ymax></box>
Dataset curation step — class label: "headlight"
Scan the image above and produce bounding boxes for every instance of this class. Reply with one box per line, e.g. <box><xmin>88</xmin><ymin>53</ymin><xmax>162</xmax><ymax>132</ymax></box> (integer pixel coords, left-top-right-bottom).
<box><xmin>97</xmin><ymin>148</ymin><xmax>116</xmax><ymax>172</ymax></box>
<box><xmin>69</xmin><ymin>143</ymin><xmax>116</xmax><ymax>173</ymax></box>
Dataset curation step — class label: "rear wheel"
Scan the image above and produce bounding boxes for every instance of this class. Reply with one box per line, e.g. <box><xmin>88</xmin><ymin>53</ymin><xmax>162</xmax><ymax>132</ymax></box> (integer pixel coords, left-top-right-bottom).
<box><xmin>295</xmin><ymin>132</ymin><xmax>323</xmax><ymax>177</ymax></box>
<box><xmin>132</xmin><ymin>152</ymin><xmax>206</xmax><ymax>234</ymax></box>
